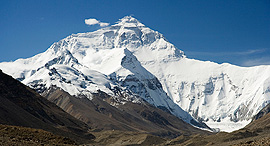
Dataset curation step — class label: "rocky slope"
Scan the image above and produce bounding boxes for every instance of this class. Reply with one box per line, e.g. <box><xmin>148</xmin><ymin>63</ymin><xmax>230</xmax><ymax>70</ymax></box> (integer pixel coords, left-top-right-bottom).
<box><xmin>1</xmin><ymin>16</ymin><xmax>270</xmax><ymax>131</ymax></box>
<box><xmin>0</xmin><ymin>70</ymin><xmax>94</xmax><ymax>144</ymax></box>
<box><xmin>42</xmin><ymin>85</ymin><xmax>209</xmax><ymax>138</ymax></box>
<box><xmin>246</xmin><ymin>103</ymin><xmax>270</xmax><ymax>131</ymax></box>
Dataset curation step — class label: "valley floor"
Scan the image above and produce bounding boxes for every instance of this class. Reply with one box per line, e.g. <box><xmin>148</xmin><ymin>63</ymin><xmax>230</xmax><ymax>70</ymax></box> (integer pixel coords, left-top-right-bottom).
<box><xmin>1</xmin><ymin>123</ymin><xmax>270</xmax><ymax>146</ymax></box>
<box><xmin>86</xmin><ymin>128</ymin><xmax>270</xmax><ymax>146</ymax></box>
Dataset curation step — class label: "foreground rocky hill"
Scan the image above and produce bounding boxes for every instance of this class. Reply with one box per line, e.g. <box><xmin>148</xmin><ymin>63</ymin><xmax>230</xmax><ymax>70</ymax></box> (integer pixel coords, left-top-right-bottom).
<box><xmin>0</xmin><ymin>70</ymin><xmax>94</xmax><ymax>144</ymax></box>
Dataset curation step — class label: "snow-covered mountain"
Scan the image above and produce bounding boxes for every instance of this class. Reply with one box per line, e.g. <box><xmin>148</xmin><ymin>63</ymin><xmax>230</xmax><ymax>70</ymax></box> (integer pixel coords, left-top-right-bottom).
<box><xmin>1</xmin><ymin>16</ymin><xmax>270</xmax><ymax>132</ymax></box>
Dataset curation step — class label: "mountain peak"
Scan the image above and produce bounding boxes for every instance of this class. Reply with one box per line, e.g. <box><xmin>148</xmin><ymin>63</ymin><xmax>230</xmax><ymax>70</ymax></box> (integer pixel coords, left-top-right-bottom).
<box><xmin>114</xmin><ymin>16</ymin><xmax>145</xmax><ymax>27</ymax></box>
<box><xmin>2</xmin><ymin>16</ymin><xmax>270</xmax><ymax>132</ymax></box>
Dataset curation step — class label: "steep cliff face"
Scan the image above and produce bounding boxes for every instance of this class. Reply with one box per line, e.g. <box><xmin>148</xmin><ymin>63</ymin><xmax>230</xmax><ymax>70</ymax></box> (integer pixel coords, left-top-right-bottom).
<box><xmin>1</xmin><ymin>16</ymin><xmax>270</xmax><ymax>131</ymax></box>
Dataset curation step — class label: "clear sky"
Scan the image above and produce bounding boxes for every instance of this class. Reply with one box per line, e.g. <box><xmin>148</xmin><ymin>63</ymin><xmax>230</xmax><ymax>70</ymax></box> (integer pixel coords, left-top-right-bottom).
<box><xmin>1</xmin><ymin>0</ymin><xmax>270</xmax><ymax>66</ymax></box>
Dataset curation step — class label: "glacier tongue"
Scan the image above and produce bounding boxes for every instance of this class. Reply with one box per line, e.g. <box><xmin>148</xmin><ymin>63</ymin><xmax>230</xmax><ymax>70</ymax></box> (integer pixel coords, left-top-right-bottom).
<box><xmin>1</xmin><ymin>16</ymin><xmax>270</xmax><ymax>132</ymax></box>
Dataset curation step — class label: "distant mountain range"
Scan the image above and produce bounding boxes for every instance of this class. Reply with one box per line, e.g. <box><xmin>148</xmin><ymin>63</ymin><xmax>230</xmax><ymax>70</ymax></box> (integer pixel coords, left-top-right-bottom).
<box><xmin>1</xmin><ymin>16</ymin><xmax>270</xmax><ymax>132</ymax></box>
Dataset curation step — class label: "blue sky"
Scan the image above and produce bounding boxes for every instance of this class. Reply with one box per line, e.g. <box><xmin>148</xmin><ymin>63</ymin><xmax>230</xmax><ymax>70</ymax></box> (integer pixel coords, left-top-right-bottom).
<box><xmin>1</xmin><ymin>0</ymin><xmax>269</xmax><ymax>66</ymax></box>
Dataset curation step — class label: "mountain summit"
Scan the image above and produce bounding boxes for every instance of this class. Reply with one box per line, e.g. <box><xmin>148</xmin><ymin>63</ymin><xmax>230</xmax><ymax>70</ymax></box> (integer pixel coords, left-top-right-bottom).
<box><xmin>114</xmin><ymin>16</ymin><xmax>145</xmax><ymax>27</ymax></box>
<box><xmin>1</xmin><ymin>16</ymin><xmax>270</xmax><ymax>132</ymax></box>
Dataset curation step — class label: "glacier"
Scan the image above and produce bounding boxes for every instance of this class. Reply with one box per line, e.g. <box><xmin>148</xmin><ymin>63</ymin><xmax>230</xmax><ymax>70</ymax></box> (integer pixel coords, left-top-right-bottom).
<box><xmin>1</xmin><ymin>16</ymin><xmax>270</xmax><ymax>132</ymax></box>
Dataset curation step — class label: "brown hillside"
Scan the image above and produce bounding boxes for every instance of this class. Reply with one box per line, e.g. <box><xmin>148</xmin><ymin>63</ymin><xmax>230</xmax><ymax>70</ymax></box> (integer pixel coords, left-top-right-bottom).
<box><xmin>0</xmin><ymin>70</ymin><xmax>94</xmax><ymax>144</ymax></box>
<box><xmin>42</xmin><ymin>85</ymin><xmax>210</xmax><ymax>138</ymax></box>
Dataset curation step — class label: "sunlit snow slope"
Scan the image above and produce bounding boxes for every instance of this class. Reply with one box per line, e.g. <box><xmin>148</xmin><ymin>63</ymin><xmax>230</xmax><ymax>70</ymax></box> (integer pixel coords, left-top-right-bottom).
<box><xmin>1</xmin><ymin>16</ymin><xmax>270</xmax><ymax>132</ymax></box>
